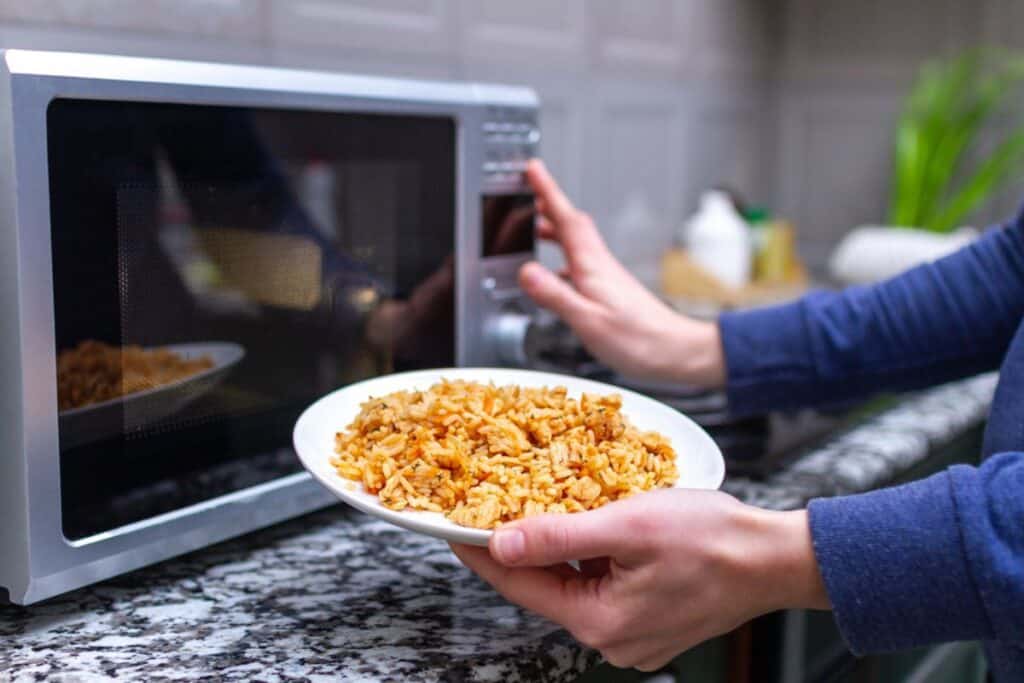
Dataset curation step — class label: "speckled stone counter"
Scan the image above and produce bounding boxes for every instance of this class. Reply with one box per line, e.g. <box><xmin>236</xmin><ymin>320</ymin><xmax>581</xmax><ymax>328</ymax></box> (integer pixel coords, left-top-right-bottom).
<box><xmin>0</xmin><ymin>508</ymin><xmax>599</xmax><ymax>683</ymax></box>
<box><xmin>0</xmin><ymin>374</ymin><xmax>997</xmax><ymax>682</ymax></box>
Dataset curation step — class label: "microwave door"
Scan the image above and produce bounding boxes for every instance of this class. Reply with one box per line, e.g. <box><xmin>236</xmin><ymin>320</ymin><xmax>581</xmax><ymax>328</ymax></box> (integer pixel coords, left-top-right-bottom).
<box><xmin>47</xmin><ymin>99</ymin><xmax>456</xmax><ymax>540</ymax></box>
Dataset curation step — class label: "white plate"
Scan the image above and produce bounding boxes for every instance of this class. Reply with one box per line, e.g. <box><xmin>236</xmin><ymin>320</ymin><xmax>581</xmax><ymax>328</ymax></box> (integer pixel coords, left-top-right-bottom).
<box><xmin>59</xmin><ymin>341</ymin><xmax>246</xmax><ymax>449</ymax></box>
<box><xmin>294</xmin><ymin>368</ymin><xmax>725</xmax><ymax>546</ymax></box>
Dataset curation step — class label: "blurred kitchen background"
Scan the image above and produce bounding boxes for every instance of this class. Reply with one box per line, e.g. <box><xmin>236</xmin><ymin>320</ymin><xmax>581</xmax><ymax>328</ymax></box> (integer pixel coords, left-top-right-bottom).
<box><xmin>4</xmin><ymin>0</ymin><xmax>1021</xmax><ymax>295</ymax></box>
<box><xmin>2</xmin><ymin>4</ymin><xmax>1015</xmax><ymax>682</ymax></box>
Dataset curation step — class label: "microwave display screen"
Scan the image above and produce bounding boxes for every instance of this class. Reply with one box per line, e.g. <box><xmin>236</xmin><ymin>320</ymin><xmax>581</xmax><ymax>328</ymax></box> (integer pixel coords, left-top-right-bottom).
<box><xmin>482</xmin><ymin>193</ymin><xmax>536</xmax><ymax>257</ymax></box>
<box><xmin>47</xmin><ymin>98</ymin><xmax>456</xmax><ymax>540</ymax></box>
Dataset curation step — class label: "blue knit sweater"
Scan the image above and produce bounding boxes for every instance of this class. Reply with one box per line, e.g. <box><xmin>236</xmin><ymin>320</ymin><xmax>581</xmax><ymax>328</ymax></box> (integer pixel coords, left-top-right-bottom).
<box><xmin>719</xmin><ymin>212</ymin><xmax>1024</xmax><ymax>680</ymax></box>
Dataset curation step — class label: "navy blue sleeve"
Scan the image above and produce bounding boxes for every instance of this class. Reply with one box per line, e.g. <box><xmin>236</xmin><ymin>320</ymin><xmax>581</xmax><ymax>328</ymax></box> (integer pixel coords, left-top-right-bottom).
<box><xmin>807</xmin><ymin>451</ymin><xmax>1024</xmax><ymax>653</ymax></box>
<box><xmin>719</xmin><ymin>215</ymin><xmax>1024</xmax><ymax>416</ymax></box>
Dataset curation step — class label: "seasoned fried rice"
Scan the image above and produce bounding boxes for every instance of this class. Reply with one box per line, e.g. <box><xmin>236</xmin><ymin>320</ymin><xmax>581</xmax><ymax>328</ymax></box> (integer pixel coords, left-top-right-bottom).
<box><xmin>57</xmin><ymin>340</ymin><xmax>214</xmax><ymax>410</ymax></box>
<box><xmin>331</xmin><ymin>379</ymin><xmax>678</xmax><ymax>529</ymax></box>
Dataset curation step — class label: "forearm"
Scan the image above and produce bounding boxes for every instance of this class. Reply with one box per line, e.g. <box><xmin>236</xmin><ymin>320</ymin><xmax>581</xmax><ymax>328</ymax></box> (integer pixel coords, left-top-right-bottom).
<box><xmin>719</xmin><ymin>217</ymin><xmax>1024</xmax><ymax>415</ymax></box>
<box><xmin>806</xmin><ymin>452</ymin><xmax>1024</xmax><ymax>654</ymax></box>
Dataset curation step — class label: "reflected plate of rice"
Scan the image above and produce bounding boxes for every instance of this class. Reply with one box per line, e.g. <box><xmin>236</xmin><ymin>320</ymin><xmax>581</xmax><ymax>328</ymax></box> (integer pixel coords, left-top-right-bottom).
<box><xmin>293</xmin><ymin>368</ymin><xmax>725</xmax><ymax>546</ymax></box>
<box><xmin>58</xmin><ymin>340</ymin><xmax>245</xmax><ymax>449</ymax></box>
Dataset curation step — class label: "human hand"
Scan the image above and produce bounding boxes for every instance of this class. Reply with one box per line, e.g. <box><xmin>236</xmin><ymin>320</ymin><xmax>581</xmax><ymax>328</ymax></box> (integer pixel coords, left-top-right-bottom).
<box><xmin>364</xmin><ymin>255</ymin><xmax>454</xmax><ymax>359</ymax></box>
<box><xmin>521</xmin><ymin>160</ymin><xmax>725</xmax><ymax>388</ymax></box>
<box><xmin>450</xmin><ymin>488</ymin><xmax>829</xmax><ymax>671</ymax></box>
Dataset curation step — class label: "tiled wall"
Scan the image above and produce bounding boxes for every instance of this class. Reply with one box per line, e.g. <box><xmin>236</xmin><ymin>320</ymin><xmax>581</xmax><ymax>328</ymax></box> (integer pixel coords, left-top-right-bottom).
<box><xmin>0</xmin><ymin>0</ymin><xmax>774</xmax><ymax>284</ymax></box>
<box><xmin>1</xmin><ymin>0</ymin><xmax>1017</xmax><ymax>276</ymax></box>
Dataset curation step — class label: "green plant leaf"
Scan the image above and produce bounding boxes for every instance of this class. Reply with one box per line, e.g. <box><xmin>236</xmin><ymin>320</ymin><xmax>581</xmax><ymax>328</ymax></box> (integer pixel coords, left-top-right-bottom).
<box><xmin>887</xmin><ymin>49</ymin><xmax>1024</xmax><ymax>232</ymax></box>
<box><xmin>929</xmin><ymin>125</ymin><xmax>1024</xmax><ymax>232</ymax></box>
<box><xmin>889</xmin><ymin>59</ymin><xmax>965</xmax><ymax>227</ymax></box>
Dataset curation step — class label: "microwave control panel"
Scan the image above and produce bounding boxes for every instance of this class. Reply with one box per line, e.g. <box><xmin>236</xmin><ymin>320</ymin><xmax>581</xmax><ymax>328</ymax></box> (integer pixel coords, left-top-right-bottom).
<box><xmin>477</xmin><ymin>105</ymin><xmax>541</xmax><ymax>366</ymax></box>
<box><xmin>481</xmin><ymin>105</ymin><xmax>540</xmax><ymax>193</ymax></box>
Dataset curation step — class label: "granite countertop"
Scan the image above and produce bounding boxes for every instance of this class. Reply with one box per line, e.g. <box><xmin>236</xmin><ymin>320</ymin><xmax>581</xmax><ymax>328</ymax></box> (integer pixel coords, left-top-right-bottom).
<box><xmin>0</xmin><ymin>374</ymin><xmax>997</xmax><ymax>683</ymax></box>
<box><xmin>1</xmin><ymin>508</ymin><xmax>599</xmax><ymax>683</ymax></box>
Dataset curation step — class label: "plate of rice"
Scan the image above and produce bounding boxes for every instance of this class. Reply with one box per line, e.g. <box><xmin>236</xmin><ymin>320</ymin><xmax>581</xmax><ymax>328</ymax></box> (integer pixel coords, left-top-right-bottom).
<box><xmin>293</xmin><ymin>368</ymin><xmax>725</xmax><ymax>546</ymax></box>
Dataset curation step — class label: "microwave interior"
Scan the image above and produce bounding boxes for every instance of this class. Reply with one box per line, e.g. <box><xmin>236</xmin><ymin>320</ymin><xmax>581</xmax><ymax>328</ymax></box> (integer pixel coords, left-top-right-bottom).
<box><xmin>47</xmin><ymin>98</ymin><xmax>457</xmax><ymax>541</ymax></box>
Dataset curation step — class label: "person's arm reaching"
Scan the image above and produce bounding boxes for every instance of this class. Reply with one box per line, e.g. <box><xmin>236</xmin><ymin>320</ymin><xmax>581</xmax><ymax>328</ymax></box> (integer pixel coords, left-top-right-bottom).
<box><xmin>520</xmin><ymin>157</ymin><xmax>1024</xmax><ymax>416</ymax></box>
<box><xmin>515</xmin><ymin>160</ymin><xmax>725</xmax><ymax>388</ymax></box>
<box><xmin>721</xmin><ymin>213</ymin><xmax>1024</xmax><ymax>415</ymax></box>
<box><xmin>448</xmin><ymin>160</ymin><xmax>1024</xmax><ymax>672</ymax></box>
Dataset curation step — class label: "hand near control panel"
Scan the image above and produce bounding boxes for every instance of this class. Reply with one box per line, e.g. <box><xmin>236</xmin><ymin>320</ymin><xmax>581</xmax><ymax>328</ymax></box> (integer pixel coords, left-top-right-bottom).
<box><xmin>518</xmin><ymin>159</ymin><xmax>726</xmax><ymax>389</ymax></box>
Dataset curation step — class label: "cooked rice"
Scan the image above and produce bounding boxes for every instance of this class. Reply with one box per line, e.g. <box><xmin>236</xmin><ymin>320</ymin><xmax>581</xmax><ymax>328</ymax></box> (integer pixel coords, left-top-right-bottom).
<box><xmin>331</xmin><ymin>379</ymin><xmax>679</xmax><ymax>529</ymax></box>
<box><xmin>57</xmin><ymin>340</ymin><xmax>214</xmax><ymax>410</ymax></box>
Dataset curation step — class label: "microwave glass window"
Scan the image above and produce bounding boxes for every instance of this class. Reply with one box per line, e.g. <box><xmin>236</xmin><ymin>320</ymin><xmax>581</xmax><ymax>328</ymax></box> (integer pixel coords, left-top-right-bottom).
<box><xmin>47</xmin><ymin>99</ymin><xmax>456</xmax><ymax>540</ymax></box>
<box><xmin>482</xmin><ymin>193</ymin><xmax>536</xmax><ymax>257</ymax></box>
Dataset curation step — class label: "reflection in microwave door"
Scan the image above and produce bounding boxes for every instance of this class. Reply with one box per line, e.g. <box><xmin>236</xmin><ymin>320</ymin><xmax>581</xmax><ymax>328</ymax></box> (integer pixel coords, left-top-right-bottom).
<box><xmin>57</xmin><ymin>341</ymin><xmax>246</xmax><ymax>450</ymax></box>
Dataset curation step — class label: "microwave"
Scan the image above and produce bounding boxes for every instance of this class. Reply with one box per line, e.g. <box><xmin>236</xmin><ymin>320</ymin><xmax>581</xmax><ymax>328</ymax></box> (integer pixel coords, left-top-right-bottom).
<box><xmin>0</xmin><ymin>49</ymin><xmax>540</xmax><ymax>604</ymax></box>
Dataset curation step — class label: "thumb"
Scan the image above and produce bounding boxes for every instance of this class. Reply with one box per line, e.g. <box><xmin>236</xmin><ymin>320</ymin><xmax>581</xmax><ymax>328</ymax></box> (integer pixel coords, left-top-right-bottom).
<box><xmin>519</xmin><ymin>261</ymin><xmax>600</xmax><ymax>328</ymax></box>
<box><xmin>490</xmin><ymin>505</ymin><xmax>644</xmax><ymax>567</ymax></box>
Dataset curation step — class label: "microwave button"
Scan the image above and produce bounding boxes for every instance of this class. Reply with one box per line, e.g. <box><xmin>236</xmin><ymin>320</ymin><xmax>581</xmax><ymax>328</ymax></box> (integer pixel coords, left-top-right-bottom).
<box><xmin>500</xmin><ymin>160</ymin><xmax>527</xmax><ymax>173</ymax></box>
<box><xmin>488</xmin><ymin>133</ymin><xmax>527</xmax><ymax>145</ymax></box>
<box><xmin>487</xmin><ymin>287</ymin><xmax>527</xmax><ymax>303</ymax></box>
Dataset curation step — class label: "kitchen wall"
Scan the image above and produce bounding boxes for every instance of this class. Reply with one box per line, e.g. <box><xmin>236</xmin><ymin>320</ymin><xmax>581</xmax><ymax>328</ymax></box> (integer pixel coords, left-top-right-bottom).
<box><xmin>0</xmin><ymin>0</ymin><xmax>775</xmax><ymax>285</ymax></box>
<box><xmin>1</xmin><ymin>1</ymin><xmax>1018</xmax><ymax>277</ymax></box>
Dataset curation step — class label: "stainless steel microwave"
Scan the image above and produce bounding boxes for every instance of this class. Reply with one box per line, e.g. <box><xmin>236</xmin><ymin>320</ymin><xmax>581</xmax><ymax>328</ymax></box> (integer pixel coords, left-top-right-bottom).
<box><xmin>0</xmin><ymin>49</ymin><xmax>540</xmax><ymax>604</ymax></box>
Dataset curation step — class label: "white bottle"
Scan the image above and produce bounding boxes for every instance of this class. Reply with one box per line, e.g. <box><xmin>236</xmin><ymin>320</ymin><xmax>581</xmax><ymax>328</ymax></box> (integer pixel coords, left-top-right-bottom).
<box><xmin>681</xmin><ymin>191</ymin><xmax>752</xmax><ymax>288</ymax></box>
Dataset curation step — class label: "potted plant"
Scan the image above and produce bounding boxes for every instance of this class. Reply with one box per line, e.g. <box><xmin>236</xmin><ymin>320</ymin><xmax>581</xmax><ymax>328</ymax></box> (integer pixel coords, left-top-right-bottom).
<box><xmin>831</xmin><ymin>50</ymin><xmax>1024</xmax><ymax>284</ymax></box>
